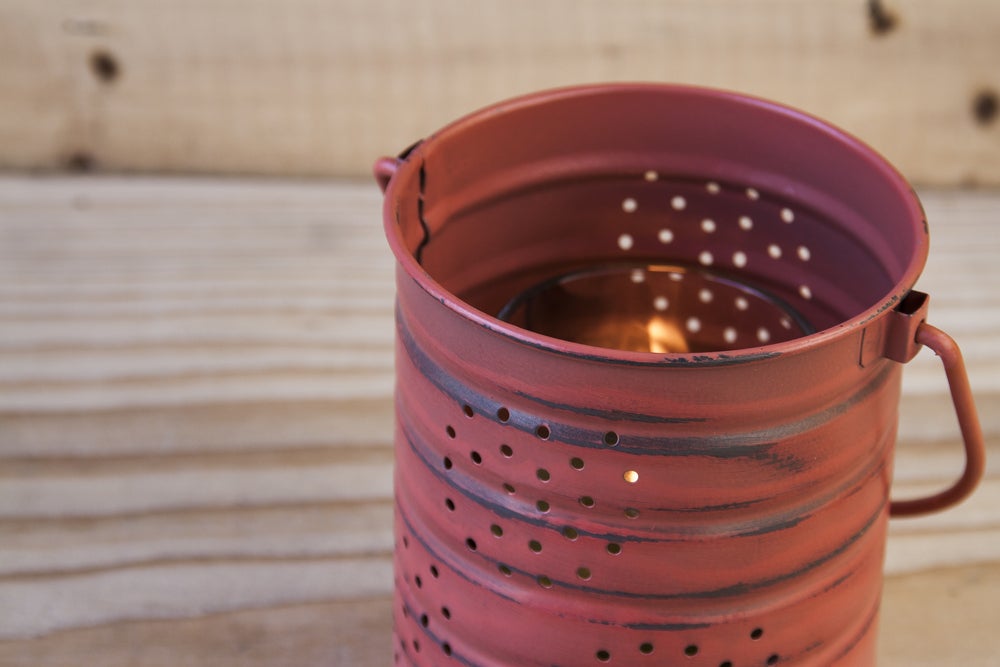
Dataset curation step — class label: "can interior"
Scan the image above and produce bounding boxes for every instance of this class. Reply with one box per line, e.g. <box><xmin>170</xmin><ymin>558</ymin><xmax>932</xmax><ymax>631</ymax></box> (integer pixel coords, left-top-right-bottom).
<box><xmin>390</xmin><ymin>86</ymin><xmax>926</xmax><ymax>350</ymax></box>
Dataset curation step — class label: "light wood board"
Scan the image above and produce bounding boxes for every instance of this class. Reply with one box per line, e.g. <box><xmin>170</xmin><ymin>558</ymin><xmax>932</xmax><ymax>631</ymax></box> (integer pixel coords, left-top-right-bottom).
<box><xmin>0</xmin><ymin>1</ymin><xmax>998</xmax><ymax>184</ymax></box>
<box><xmin>0</xmin><ymin>176</ymin><xmax>998</xmax><ymax>664</ymax></box>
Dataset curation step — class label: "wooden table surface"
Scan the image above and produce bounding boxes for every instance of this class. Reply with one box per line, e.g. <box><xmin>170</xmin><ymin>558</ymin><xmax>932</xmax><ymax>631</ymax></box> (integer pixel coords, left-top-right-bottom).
<box><xmin>0</xmin><ymin>176</ymin><xmax>997</xmax><ymax>665</ymax></box>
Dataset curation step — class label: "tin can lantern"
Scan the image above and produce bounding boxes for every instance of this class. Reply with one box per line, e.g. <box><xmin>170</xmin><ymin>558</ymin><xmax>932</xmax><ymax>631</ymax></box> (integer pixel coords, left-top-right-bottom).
<box><xmin>374</xmin><ymin>84</ymin><xmax>985</xmax><ymax>666</ymax></box>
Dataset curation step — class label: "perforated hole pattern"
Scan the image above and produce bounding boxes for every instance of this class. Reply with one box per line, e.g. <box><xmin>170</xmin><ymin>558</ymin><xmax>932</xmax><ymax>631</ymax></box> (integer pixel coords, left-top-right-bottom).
<box><xmin>497</xmin><ymin>171</ymin><xmax>825</xmax><ymax>354</ymax></box>
<box><xmin>391</xmin><ymin>396</ymin><xmax>828</xmax><ymax>666</ymax></box>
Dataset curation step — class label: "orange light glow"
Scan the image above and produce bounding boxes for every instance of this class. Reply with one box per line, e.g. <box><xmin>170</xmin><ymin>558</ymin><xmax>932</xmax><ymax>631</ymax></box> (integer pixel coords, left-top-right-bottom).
<box><xmin>647</xmin><ymin>316</ymin><xmax>690</xmax><ymax>353</ymax></box>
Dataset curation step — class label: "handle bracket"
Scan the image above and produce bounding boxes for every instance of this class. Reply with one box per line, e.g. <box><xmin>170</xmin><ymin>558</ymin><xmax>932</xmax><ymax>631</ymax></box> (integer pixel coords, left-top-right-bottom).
<box><xmin>373</xmin><ymin>157</ymin><xmax>401</xmax><ymax>193</ymax></box>
<box><xmin>373</xmin><ymin>139</ymin><xmax>424</xmax><ymax>193</ymax></box>
<box><xmin>884</xmin><ymin>290</ymin><xmax>929</xmax><ymax>363</ymax></box>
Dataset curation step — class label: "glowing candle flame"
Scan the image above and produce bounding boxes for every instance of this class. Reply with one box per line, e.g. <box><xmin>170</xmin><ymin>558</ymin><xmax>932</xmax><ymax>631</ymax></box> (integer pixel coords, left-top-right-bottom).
<box><xmin>647</xmin><ymin>316</ymin><xmax>690</xmax><ymax>353</ymax></box>
<box><xmin>497</xmin><ymin>263</ymin><xmax>811</xmax><ymax>354</ymax></box>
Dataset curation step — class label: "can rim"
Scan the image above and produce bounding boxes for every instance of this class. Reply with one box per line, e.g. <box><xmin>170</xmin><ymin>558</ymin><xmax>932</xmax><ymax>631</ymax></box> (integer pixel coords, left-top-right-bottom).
<box><xmin>382</xmin><ymin>82</ymin><xmax>929</xmax><ymax>364</ymax></box>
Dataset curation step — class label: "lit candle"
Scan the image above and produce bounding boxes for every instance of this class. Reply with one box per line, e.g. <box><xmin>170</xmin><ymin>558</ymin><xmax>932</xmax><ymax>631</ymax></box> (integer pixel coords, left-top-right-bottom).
<box><xmin>498</xmin><ymin>263</ymin><xmax>812</xmax><ymax>353</ymax></box>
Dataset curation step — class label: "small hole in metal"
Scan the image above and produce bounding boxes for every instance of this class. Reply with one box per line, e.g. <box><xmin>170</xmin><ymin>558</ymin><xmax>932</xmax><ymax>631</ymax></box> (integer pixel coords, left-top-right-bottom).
<box><xmin>576</xmin><ymin>566</ymin><xmax>592</xmax><ymax>580</ymax></box>
<box><xmin>403</xmin><ymin>536</ymin><xmax>410</xmax><ymax>549</ymax></box>
<box><xmin>413</xmin><ymin>639</ymin><xmax>420</xmax><ymax>652</ymax></box>
<box><xmin>640</xmin><ymin>643</ymin><xmax>654</xmax><ymax>655</ymax></box>
<box><xmin>596</xmin><ymin>649</ymin><xmax>611</xmax><ymax>662</ymax></box>
<box><xmin>490</xmin><ymin>524</ymin><xmax>503</xmax><ymax>537</ymax></box>
<box><xmin>604</xmin><ymin>431</ymin><xmax>620</xmax><ymax>446</ymax></box>
<box><xmin>443</xmin><ymin>457</ymin><xmax>453</xmax><ymax>470</ymax></box>
<box><xmin>430</xmin><ymin>565</ymin><xmax>439</xmax><ymax>578</ymax></box>
<box><xmin>720</xmin><ymin>661</ymin><xmax>733</xmax><ymax>667</ymax></box>
<box><xmin>537</xmin><ymin>575</ymin><xmax>553</xmax><ymax>588</ymax></box>
<box><xmin>442</xmin><ymin>643</ymin><xmax>452</xmax><ymax>656</ymax></box>
<box><xmin>529</xmin><ymin>540</ymin><xmax>543</xmax><ymax>553</ymax></box>
<box><xmin>607</xmin><ymin>543</ymin><xmax>622</xmax><ymax>555</ymax></box>
<box><xmin>618</xmin><ymin>233</ymin><xmax>634</xmax><ymax>251</ymax></box>
<box><xmin>622</xmin><ymin>197</ymin><xmax>638</xmax><ymax>213</ymax></box>
<box><xmin>441</xmin><ymin>606</ymin><xmax>451</xmax><ymax>619</ymax></box>
<box><xmin>768</xmin><ymin>654</ymin><xmax>780</xmax><ymax>665</ymax></box>
<box><xmin>537</xmin><ymin>468</ymin><xmax>551</xmax><ymax>482</ymax></box>
<box><xmin>503</xmin><ymin>482</ymin><xmax>516</xmax><ymax>494</ymax></box>
<box><xmin>570</xmin><ymin>457</ymin><xmax>585</xmax><ymax>470</ymax></box>
<box><xmin>446</xmin><ymin>425</ymin><xmax>456</xmax><ymax>438</ymax></box>
<box><xmin>624</xmin><ymin>507</ymin><xmax>640</xmax><ymax>519</ymax></box>
<box><xmin>580</xmin><ymin>496</ymin><xmax>595</xmax><ymax>508</ymax></box>
<box><xmin>623</xmin><ymin>470</ymin><xmax>639</xmax><ymax>483</ymax></box>
<box><xmin>536</xmin><ymin>500</ymin><xmax>550</xmax><ymax>513</ymax></box>
<box><xmin>739</xmin><ymin>215</ymin><xmax>754</xmax><ymax>230</ymax></box>
<box><xmin>465</xmin><ymin>538</ymin><xmax>477</xmax><ymax>551</ymax></box>
<box><xmin>470</xmin><ymin>451</ymin><xmax>482</xmax><ymax>464</ymax></box>
<box><xmin>658</xmin><ymin>228</ymin><xmax>674</xmax><ymax>244</ymax></box>
<box><xmin>414</xmin><ymin>575</ymin><xmax>422</xmax><ymax>588</ymax></box>
<box><xmin>420</xmin><ymin>613</ymin><xmax>429</xmax><ymax>627</ymax></box>
<box><xmin>497</xmin><ymin>407</ymin><xmax>510</xmax><ymax>422</ymax></box>
<box><xmin>500</xmin><ymin>444</ymin><xmax>513</xmax><ymax>457</ymax></box>
<box><xmin>462</xmin><ymin>404</ymin><xmax>474</xmax><ymax>418</ymax></box>
<box><xmin>685</xmin><ymin>644</ymin><xmax>699</xmax><ymax>656</ymax></box>
<box><xmin>644</xmin><ymin>170</ymin><xmax>659</xmax><ymax>182</ymax></box>
<box><xmin>498</xmin><ymin>564</ymin><xmax>512</xmax><ymax>576</ymax></box>
<box><xmin>445</xmin><ymin>498</ymin><xmax>455</xmax><ymax>511</ymax></box>
<box><xmin>563</xmin><ymin>526</ymin><xmax>579</xmax><ymax>540</ymax></box>
<box><xmin>536</xmin><ymin>425</ymin><xmax>551</xmax><ymax>440</ymax></box>
<box><xmin>671</xmin><ymin>195</ymin><xmax>686</xmax><ymax>210</ymax></box>
<box><xmin>751</xmin><ymin>628</ymin><xmax>764</xmax><ymax>640</ymax></box>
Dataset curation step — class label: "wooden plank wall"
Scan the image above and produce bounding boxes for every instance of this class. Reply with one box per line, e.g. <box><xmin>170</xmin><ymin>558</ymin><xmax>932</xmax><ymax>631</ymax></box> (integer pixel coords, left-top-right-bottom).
<box><xmin>0</xmin><ymin>177</ymin><xmax>998</xmax><ymax>664</ymax></box>
<box><xmin>0</xmin><ymin>0</ymin><xmax>998</xmax><ymax>184</ymax></box>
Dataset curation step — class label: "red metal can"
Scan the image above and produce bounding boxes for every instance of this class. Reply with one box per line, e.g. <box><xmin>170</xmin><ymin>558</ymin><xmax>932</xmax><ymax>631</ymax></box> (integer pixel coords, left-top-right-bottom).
<box><xmin>375</xmin><ymin>84</ymin><xmax>984</xmax><ymax>666</ymax></box>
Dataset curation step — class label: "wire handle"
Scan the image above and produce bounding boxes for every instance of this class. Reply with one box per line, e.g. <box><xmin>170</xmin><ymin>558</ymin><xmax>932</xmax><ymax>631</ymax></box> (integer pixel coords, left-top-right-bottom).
<box><xmin>890</xmin><ymin>323</ymin><xmax>986</xmax><ymax>517</ymax></box>
<box><xmin>373</xmin><ymin>156</ymin><xmax>401</xmax><ymax>193</ymax></box>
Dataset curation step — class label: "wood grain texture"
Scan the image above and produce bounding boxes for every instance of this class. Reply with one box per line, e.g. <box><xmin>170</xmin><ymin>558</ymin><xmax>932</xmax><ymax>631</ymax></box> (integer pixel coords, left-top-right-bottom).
<box><xmin>0</xmin><ymin>597</ymin><xmax>396</xmax><ymax>667</ymax></box>
<box><xmin>3</xmin><ymin>565</ymin><xmax>1000</xmax><ymax>667</ymax></box>
<box><xmin>0</xmin><ymin>176</ymin><xmax>998</xmax><ymax>664</ymax></box>
<box><xmin>0</xmin><ymin>1</ymin><xmax>999</xmax><ymax>184</ymax></box>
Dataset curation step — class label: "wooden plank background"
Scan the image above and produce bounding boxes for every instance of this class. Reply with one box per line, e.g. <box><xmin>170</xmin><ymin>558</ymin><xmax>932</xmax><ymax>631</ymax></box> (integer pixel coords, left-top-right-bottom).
<box><xmin>0</xmin><ymin>176</ymin><xmax>998</xmax><ymax>664</ymax></box>
<box><xmin>0</xmin><ymin>0</ymin><xmax>998</xmax><ymax>184</ymax></box>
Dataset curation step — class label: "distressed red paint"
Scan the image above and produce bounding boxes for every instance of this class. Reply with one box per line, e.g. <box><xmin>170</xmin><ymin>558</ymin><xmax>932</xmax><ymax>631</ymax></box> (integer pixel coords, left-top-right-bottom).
<box><xmin>375</xmin><ymin>84</ymin><xmax>984</xmax><ymax>666</ymax></box>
